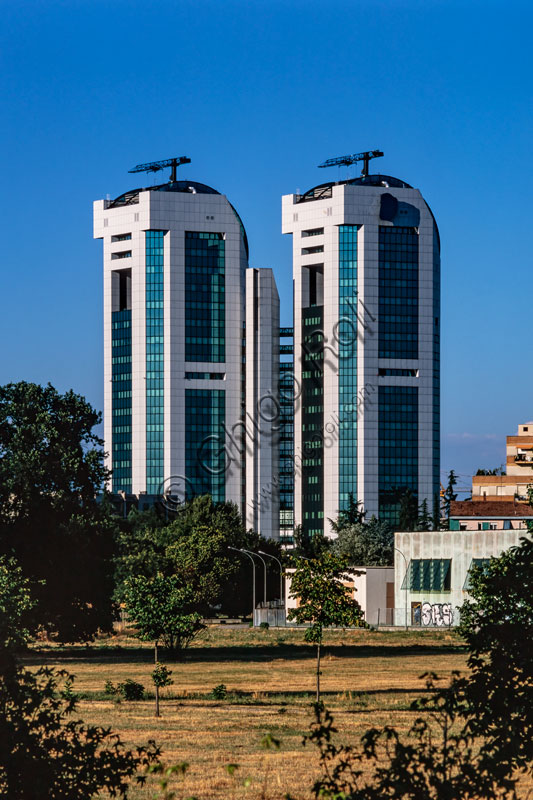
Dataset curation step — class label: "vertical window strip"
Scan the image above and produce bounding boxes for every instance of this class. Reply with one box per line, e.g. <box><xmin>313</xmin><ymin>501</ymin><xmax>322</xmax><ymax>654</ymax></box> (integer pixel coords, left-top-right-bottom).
<box><xmin>378</xmin><ymin>226</ymin><xmax>419</xmax><ymax>359</ymax></box>
<box><xmin>185</xmin><ymin>389</ymin><xmax>226</xmax><ymax>502</ymax></box>
<box><xmin>185</xmin><ymin>231</ymin><xmax>225</xmax><ymax>363</ymax></box>
<box><xmin>338</xmin><ymin>225</ymin><xmax>359</xmax><ymax>510</ymax></box>
<box><xmin>378</xmin><ymin>385</ymin><xmax>419</xmax><ymax>524</ymax></box>
<box><xmin>112</xmin><ymin>309</ymin><xmax>132</xmax><ymax>492</ymax></box>
<box><xmin>146</xmin><ymin>231</ymin><xmax>164</xmax><ymax>493</ymax></box>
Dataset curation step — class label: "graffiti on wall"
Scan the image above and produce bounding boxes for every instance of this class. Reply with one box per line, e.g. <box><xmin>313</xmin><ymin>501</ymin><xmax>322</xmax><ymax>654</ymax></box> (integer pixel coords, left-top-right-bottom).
<box><xmin>421</xmin><ymin>602</ymin><xmax>453</xmax><ymax>627</ymax></box>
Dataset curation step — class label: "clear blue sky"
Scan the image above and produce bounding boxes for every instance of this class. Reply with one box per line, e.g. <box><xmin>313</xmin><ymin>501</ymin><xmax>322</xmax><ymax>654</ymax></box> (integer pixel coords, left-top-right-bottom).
<box><xmin>1</xmin><ymin>0</ymin><xmax>532</xmax><ymax>490</ymax></box>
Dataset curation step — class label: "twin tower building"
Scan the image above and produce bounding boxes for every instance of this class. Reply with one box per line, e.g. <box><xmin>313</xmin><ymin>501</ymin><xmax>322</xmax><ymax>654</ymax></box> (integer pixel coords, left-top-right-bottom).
<box><xmin>94</xmin><ymin>161</ymin><xmax>440</xmax><ymax>540</ymax></box>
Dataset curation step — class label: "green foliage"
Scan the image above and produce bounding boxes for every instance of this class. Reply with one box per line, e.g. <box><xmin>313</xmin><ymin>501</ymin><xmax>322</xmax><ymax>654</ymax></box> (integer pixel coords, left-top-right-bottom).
<box><xmin>305</xmin><ymin>675</ymin><xmax>517</xmax><ymax>800</ymax></box>
<box><xmin>259</xmin><ymin>621</ymin><xmax>270</xmax><ymax>630</ymax></box>
<box><xmin>476</xmin><ymin>466</ymin><xmax>506</xmax><ymax>476</ymax></box>
<box><xmin>456</xmin><ymin>536</ymin><xmax>533</xmax><ymax>780</ymax></box>
<box><xmin>303</xmin><ymin>537</ymin><xmax>533</xmax><ymax>799</ymax></box>
<box><xmin>152</xmin><ymin>664</ymin><xmax>173</xmax><ymax>689</ymax></box>
<box><xmin>0</xmin><ymin>555</ymin><xmax>36</xmax><ymax>654</ymax></box>
<box><xmin>442</xmin><ymin>469</ymin><xmax>458</xmax><ymax>522</ymax></box>
<box><xmin>148</xmin><ymin>761</ymin><xmax>192</xmax><ymax>800</ymax></box>
<box><xmin>0</xmin><ymin>496</ymin><xmax>163</xmax><ymax>798</ymax></box>
<box><xmin>331</xmin><ymin>516</ymin><xmax>394</xmax><ymax>566</ymax></box>
<box><xmin>288</xmin><ymin>554</ymin><xmax>363</xmax><ymax>642</ymax></box>
<box><xmin>118</xmin><ymin>679</ymin><xmax>146</xmax><ymax>701</ymax></box>
<box><xmin>288</xmin><ymin>552</ymin><xmax>364</xmax><ymax>702</ymax></box>
<box><xmin>432</xmin><ymin>492</ymin><xmax>441</xmax><ymax>532</ymax></box>
<box><xmin>0</xmin><ymin>381</ymin><xmax>117</xmax><ymax>641</ymax></box>
<box><xmin>329</xmin><ymin>493</ymin><xmax>366</xmax><ymax>533</ymax></box>
<box><xmin>0</xmin><ymin>666</ymin><xmax>160</xmax><ymax>798</ymax></box>
<box><xmin>123</xmin><ymin>573</ymin><xmax>205</xmax><ymax>652</ymax></box>
<box><xmin>116</xmin><ymin>494</ymin><xmax>272</xmax><ymax>617</ymax></box>
<box><xmin>104</xmin><ymin>679</ymin><xmax>145</xmax><ymax>701</ymax></box>
<box><xmin>288</xmin><ymin>552</ymin><xmax>364</xmax><ymax>644</ymax></box>
<box><xmin>398</xmin><ymin>487</ymin><xmax>419</xmax><ymax>531</ymax></box>
<box><xmin>292</xmin><ymin>524</ymin><xmax>331</xmax><ymax>559</ymax></box>
<box><xmin>211</xmin><ymin>684</ymin><xmax>228</xmax><ymax>700</ymax></box>
<box><xmin>417</xmin><ymin>498</ymin><xmax>432</xmax><ymax>531</ymax></box>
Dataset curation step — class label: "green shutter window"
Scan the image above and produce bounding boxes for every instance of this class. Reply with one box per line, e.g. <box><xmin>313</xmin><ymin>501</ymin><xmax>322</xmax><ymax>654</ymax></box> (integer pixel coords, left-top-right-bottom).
<box><xmin>404</xmin><ymin>559</ymin><xmax>452</xmax><ymax>592</ymax></box>
<box><xmin>449</xmin><ymin>519</ymin><xmax>460</xmax><ymax>531</ymax></box>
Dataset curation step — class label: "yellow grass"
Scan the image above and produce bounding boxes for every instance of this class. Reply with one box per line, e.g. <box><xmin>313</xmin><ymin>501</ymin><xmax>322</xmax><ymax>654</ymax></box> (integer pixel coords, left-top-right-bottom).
<box><xmin>25</xmin><ymin>627</ymin><xmax>469</xmax><ymax>798</ymax></box>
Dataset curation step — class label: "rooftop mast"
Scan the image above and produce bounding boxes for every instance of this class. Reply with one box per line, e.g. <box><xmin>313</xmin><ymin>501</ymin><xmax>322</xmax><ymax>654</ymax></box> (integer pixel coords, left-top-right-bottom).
<box><xmin>318</xmin><ymin>149</ymin><xmax>384</xmax><ymax>177</ymax></box>
<box><xmin>128</xmin><ymin>156</ymin><xmax>191</xmax><ymax>183</ymax></box>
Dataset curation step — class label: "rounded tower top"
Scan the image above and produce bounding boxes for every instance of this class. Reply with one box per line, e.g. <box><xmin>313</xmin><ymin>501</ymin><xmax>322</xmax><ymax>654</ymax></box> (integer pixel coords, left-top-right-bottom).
<box><xmin>296</xmin><ymin>174</ymin><xmax>412</xmax><ymax>203</ymax></box>
<box><xmin>108</xmin><ymin>180</ymin><xmax>249</xmax><ymax>258</ymax></box>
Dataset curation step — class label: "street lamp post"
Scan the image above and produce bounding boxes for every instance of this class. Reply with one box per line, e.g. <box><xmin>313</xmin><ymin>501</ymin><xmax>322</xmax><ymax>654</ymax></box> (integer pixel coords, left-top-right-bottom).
<box><xmin>228</xmin><ymin>546</ymin><xmax>256</xmax><ymax>625</ymax></box>
<box><xmin>394</xmin><ymin>547</ymin><xmax>408</xmax><ymax>630</ymax></box>
<box><xmin>243</xmin><ymin>549</ymin><xmax>267</xmax><ymax>605</ymax></box>
<box><xmin>258</xmin><ymin>550</ymin><xmax>284</xmax><ymax>603</ymax></box>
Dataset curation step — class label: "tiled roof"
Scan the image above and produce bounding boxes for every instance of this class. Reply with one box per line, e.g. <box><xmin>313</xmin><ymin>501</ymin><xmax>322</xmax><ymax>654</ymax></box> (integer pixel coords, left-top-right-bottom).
<box><xmin>450</xmin><ymin>500</ymin><xmax>533</xmax><ymax>518</ymax></box>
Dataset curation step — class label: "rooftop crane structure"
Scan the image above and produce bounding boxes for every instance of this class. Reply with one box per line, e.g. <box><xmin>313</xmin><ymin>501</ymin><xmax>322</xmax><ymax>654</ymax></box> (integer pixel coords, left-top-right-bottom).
<box><xmin>128</xmin><ymin>156</ymin><xmax>191</xmax><ymax>183</ymax></box>
<box><xmin>318</xmin><ymin>149</ymin><xmax>384</xmax><ymax>177</ymax></box>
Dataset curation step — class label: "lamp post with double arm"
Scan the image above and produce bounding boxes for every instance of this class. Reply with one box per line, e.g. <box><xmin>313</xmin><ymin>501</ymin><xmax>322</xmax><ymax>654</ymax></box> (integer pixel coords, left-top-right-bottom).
<box><xmin>258</xmin><ymin>550</ymin><xmax>284</xmax><ymax>603</ymax></box>
<box><xmin>228</xmin><ymin>546</ymin><xmax>256</xmax><ymax>625</ymax></box>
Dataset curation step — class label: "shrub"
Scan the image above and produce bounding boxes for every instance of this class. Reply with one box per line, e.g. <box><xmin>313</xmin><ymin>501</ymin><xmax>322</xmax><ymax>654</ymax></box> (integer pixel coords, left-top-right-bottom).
<box><xmin>104</xmin><ymin>679</ymin><xmax>118</xmax><ymax>696</ymax></box>
<box><xmin>211</xmin><ymin>684</ymin><xmax>228</xmax><ymax>700</ymax></box>
<box><xmin>259</xmin><ymin>621</ymin><xmax>270</xmax><ymax>630</ymax></box>
<box><xmin>117</xmin><ymin>679</ymin><xmax>145</xmax><ymax>701</ymax></box>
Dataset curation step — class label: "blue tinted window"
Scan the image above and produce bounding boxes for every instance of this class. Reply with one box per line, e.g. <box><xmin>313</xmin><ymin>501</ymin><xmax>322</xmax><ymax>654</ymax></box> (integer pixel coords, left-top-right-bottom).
<box><xmin>111</xmin><ymin>309</ymin><xmax>132</xmax><ymax>492</ymax></box>
<box><xmin>185</xmin><ymin>232</ymin><xmax>225</xmax><ymax>363</ymax></box>
<box><xmin>378</xmin><ymin>226</ymin><xmax>419</xmax><ymax>359</ymax></box>
<box><xmin>146</xmin><ymin>231</ymin><xmax>165</xmax><ymax>493</ymax></box>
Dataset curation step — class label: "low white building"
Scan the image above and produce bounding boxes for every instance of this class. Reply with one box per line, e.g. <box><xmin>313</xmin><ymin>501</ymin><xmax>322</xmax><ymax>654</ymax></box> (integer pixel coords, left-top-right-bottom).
<box><xmin>285</xmin><ymin>566</ymin><xmax>394</xmax><ymax>627</ymax></box>
<box><xmin>394</xmin><ymin>530</ymin><xmax>528</xmax><ymax>627</ymax></box>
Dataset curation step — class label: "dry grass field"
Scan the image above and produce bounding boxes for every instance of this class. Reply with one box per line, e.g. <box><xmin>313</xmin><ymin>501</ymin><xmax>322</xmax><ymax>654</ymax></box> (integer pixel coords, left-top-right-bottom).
<box><xmin>25</xmin><ymin>627</ymin><xmax>468</xmax><ymax>799</ymax></box>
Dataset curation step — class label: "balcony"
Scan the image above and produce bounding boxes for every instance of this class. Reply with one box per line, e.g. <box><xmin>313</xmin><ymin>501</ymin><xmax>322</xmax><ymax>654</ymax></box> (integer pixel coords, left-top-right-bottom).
<box><xmin>515</xmin><ymin>453</ymin><xmax>533</xmax><ymax>463</ymax></box>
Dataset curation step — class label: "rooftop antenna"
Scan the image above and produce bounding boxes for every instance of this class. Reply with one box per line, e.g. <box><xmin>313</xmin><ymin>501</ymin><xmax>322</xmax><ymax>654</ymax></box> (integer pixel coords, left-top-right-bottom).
<box><xmin>128</xmin><ymin>156</ymin><xmax>191</xmax><ymax>183</ymax></box>
<box><xmin>318</xmin><ymin>149</ymin><xmax>384</xmax><ymax>178</ymax></box>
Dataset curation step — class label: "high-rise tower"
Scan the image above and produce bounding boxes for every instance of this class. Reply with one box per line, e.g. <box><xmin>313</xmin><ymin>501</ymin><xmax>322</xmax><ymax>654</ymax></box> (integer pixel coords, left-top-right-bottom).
<box><xmin>95</xmin><ymin>168</ymin><xmax>280</xmax><ymax>536</ymax></box>
<box><xmin>282</xmin><ymin>172</ymin><xmax>440</xmax><ymax>533</ymax></box>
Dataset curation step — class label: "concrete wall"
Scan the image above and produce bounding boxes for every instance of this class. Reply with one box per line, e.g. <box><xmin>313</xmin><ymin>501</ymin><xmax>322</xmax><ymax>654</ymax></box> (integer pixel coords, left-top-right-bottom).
<box><xmin>394</xmin><ymin>530</ymin><xmax>529</xmax><ymax>626</ymax></box>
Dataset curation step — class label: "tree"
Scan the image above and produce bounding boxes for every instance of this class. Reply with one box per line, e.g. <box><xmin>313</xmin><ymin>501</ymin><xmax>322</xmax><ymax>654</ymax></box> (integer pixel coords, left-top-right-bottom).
<box><xmin>329</xmin><ymin>493</ymin><xmax>366</xmax><ymax>533</ymax></box>
<box><xmin>123</xmin><ymin>574</ymin><xmax>205</xmax><ymax>654</ymax></box>
<box><xmin>432</xmin><ymin>492</ymin><xmax>441</xmax><ymax>532</ymax></box>
<box><xmin>292</xmin><ymin>524</ymin><xmax>331</xmax><ymax>560</ymax></box>
<box><xmin>303</xmin><ymin>536</ymin><xmax>533</xmax><ymax>799</ymax></box>
<box><xmin>331</xmin><ymin>516</ymin><xmax>394</xmax><ymax>566</ymax></box>
<box><xmin>0</xmin><ymin>554</ymin><xmax>160</xmax><ymax>797</ymax></box>
<box><xmin>305</xmin><ymin>675</ymin><xmax>517</xmax><ymax>800</ymax></box>
<box><xmin>0</xmin><ymin>382</ymin><xmax>117</xmax><ymax>641</ymax></box>
<box><xmin>442</xmin><ymin>470</ymin><xmax>458</xmax><ymax>519</ymax></box>
<box><xmin>151</xmin><ymin>664</ymin><xmax>173</xmax><ymax>719</ymax></box>
<box><xmin>417</xmin><ymin>498</ymin><xmax>432</xmax><ymax>531</ymax></box>
<box><xmin>456</xmin><ymin>536</ymin><xmax>533</xmax><ymax>781</ymax></box>
<box><xmin>116</xmin><ymin>495</ymin><xmax>280</xmax><ymax>617</ymax></box>
<box><xmin>0</xmin><ymin>667</ymin><xmax>160</xmax><ymax>798</ymax></box>
<box><xmin>0</xmin><ymin>556</ymin><xmax>36</xmax><ymax>656</ymax></box>
<box><xmin>398</xmin><ymin>488</ymin><xmax>418</xmax><ymax>531</ymax></box>
<box><xmin>287</xmin><ymin>552</ymin><xmax>364</xmax><ymax>702</ymax></box>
